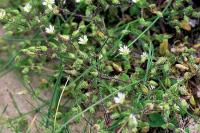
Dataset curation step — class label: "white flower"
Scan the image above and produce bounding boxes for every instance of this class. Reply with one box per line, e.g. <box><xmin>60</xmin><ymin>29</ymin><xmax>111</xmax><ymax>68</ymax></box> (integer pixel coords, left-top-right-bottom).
<box><xmin>119</xmin><ymin>45</ymin><xmax>130</xmax><ymax>56</ymax></box>
<box><xmin>78</xmin><ymin>35</ymin><xmax>88</xmax><ymax>45</ymax></box>
<box><xmin>114</xmin><ymin>92</ymin><xmax>125</xmax><ymax>104</ymax></box>
<box><xmin>42</xmin><ymin>0</ymin><xmax>55</xmax><ymax>10</ymax></box>
<box><xmin>75</xmin><ymin>0</ymin><xmax>81</xmax><ymax>3</ymax></box>
<box><xmin>150</xmin><ymin>85</ymin><xmax>155</xmax><ymax>90</ymax></box>
<box><xmin>132</xmin><ymin>0</ymin><xmax>139</xmax><ymax>3</ymax></box>
<box><xmin>23</xmin><ymin>3</ymin><xmax>32</xmax><ymax>13</ymax></box>
<box><xmin>45</xmin><ymin>25</ymin><xmax>55</xmax><ymax>34</ymax></box>
<box><xmin>0</xmin><ymin>9</ymin><xmax>6</xmax><ymax>20</ymax></box>
<box><xmin>141</xmin><ymin>52</ymin><xmax>148</xmax><ymax>63</ymax></box>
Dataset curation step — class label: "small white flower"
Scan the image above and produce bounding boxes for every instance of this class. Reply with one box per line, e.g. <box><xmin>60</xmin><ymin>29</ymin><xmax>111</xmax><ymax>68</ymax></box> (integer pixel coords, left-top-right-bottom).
<box><xmin>150</xmin><ymin>85</ymin><xmax>156</xmax><ymax>90</ymax></box>
<box><xmin>75</xmin><ymin>0</ymin><xmax>81</xmax><ymax>3</ymax></box>
<box><xmin>23</xmin><ymin>3</ymin><xmax>32</xmax><ymax>13</ymax></box>
<box><xmin>141</xmin><ymin>52</ymin><xmax>148</xmax><ymax>63</ymax></box>
<box><xmin>132</xmin><ymin>0</ymin><xmax>139</xmax><ymax>3</ymax></box>
<box><xmin>114</xmin><ymin>92</ymin><xmax>125</xmax><ymax>104</ymax></box>
<box><xmin>78</xmin><ymin>35</ymin><xmax>88</xmax><ymax>45</ymax></box>
<box><xmin>42</xmin><ymin>0</ymin><xmax>55</xmax><ymax>9</ymax></box>
<box><xmin>0</xmin><ymin>9</ymin><xmax>6</xmax><ymax>20</ymax></box>
<box><xmin>119</xmin><ymin>45</ymin><xmax>130</xmax><ymax>56</ymax></box>
<box><xmin>45</xmin><ymin>25</ymin><xmax>55</xmax><ymax>34</ymax></box>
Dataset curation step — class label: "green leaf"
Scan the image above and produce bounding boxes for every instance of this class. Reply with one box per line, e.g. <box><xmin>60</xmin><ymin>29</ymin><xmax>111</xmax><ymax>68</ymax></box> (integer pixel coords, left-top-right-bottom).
<box><xmin>148</xmin><ymin>113</ymin><xmax>165</xmax><ymax>127</ymax></box>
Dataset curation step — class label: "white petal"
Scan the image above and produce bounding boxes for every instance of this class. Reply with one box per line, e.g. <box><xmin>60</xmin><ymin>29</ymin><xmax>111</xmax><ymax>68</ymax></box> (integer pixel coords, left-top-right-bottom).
<box><xmin>114</xmin><ymin>97</ymin><xmax>120</xmax><ymax>104</ymax></box>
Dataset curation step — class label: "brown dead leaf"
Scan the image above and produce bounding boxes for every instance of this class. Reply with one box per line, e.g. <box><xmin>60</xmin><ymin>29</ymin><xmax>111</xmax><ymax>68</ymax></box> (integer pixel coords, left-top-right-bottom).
<box><xmin>159</xmin><ymin>39</ymin><xmax>169</xmax><ymax>55</ymax></box>
<box><xmin>180</xmin><ymin>20</ymin><xmax>191</xmax><ymax>31</ymax></box>
<box><xmin>175</xmin><ymin>64</ymin><xmax>189</xmax><ymax>71</ymax></box>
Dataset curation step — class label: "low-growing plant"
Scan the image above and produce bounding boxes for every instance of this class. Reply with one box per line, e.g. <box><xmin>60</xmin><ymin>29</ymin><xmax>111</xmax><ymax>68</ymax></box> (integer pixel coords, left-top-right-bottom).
<box><xmin>0</xmin><ymin>0</ymin><xmax>200</xmax><ymax>132</ymax></box>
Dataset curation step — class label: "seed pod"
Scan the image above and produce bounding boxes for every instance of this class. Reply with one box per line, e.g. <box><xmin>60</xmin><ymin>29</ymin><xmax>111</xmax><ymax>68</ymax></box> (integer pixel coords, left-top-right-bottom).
<box><xmin>141</xmin><ymin>126</ymin><xmax>149</xmax><ymax>133</ymax></box>
<box><xmin>90</xmin><ymin>71</ymin><xmax>98</xmax><ymax>76</ymax></box>
<box><xmin>73</xmin><ymin>58</ymin><xmax>83</xmax><ymax>69</ymax></box>
<box><xmin>189</xmin><ymin>96</ymin><xmax>196</xmax><ymax>106</ymax></box>
<box><xmin>164</xmin><ymin>77</ymin><xmax>171</xmax><ymax>87</ymax></box>
<box><xmin>173</xmin><ymin>104</ymin><xmax>180</xmax><ymax>112</ymax></box>
<box><xmin>145</xmin><ymin>103</ymin><xmax>154</xmax><ymax>110</ymax></box>
<box><xmin>141</xmin><ymin>122</ymin><xmax>150</xmax><ymax>133</ymax></box>
<box><xmin>175</xmin><ymin>128</ymin><xmax>182</xmax><ymax>133</ymax></box>
<box><xmin>40</xmin><ymin>46</ymin><xmax>48</xmax><ymax>51</ymax></box>
<box><xmin>22</xmin><ymin>67</ymin><xmax>29</xmax><ymax>74</ymax></box>
<box><xmin>112</xmin><ymin>62</ymin><xmax>122</xmax><ymax>72</ymax></box>
<box><xmin>58</xmin><ymin>34</ymin><xmax>70</xmax><ymax>42</ymax></box>
<box><xmin>53</xmin><ymin>6</ymin><xmax>59</xmax><ymax>15</ymax></box>
<box><xmin>150</xmin><ymin>67</ymin><xmax>157</xmax><ymax>77</ymax></box>
<box><xmin>178</xmin><ymin>85</ymin><xmax>189</xmax><ymax>95</ymax></box>
<box><xmin>156</xmin><ymin>104</ymin><xmax>163</xmax><ymax>111</ymax></box>
<box><xmin>183</xmin><ymin>72</ymin><xmax>193</xmax><ymax>81</ymax></box>
<box><xmin>78</xmin><ymin>51</ymin><xmax>88</xmax><ymax>59</ymax></box>
<box><xmin>155</xmin><ymin>57</ymin><xmax>167</xmax><ymax>65</ymax></box>
<box><xmin>181</xmin><ymin>99</ymin><xmax>189</xmax><ymax>110</ymax></box>
<box><xmin>26</xmin><ymin>51</ymin><xmax>35</xmax><ymax>56</ymax></box>
<box><xmin>131</xmin><ymin>128</ymin><xmax>138</xmax><ymax>133</ymax></box>
<box><xmin>121</xmin><ymin>30</ymin><xmax>130</xmax><ymax>35</ymax></box>
<box><xmin>72</xmin><ymin>30</ymin><xmax>79</xmax><ymax>37</ymax></box>
<box><xmin>79</xmin><ymin>81</ymin><xmax>89</xmax><ymax>89</ymax></box>
<box><xmin>105</xmin><ymin>65</ymin><xmax>113</xmax><ymax>72</ymax></box>
<box><xmin>167</xmin><ymin>123</ymin><xmax>175</xmax><ymax>129</ymax></box>
<box><xmin>112</xmin><ymin>0</ymin><xmax>120</xmax><ymax>4</ymax></box>
<box><xmin>128</xmin><ymin>114</ymin><xmax>138</xmax><ymax>128</ymax></box>
<box><xmin>68</xmin><ymin>53</ymin><xmax>76</xmax><ymax>59</ymax></box>
<box><xmin>195</xmin><ymin>58</ymin><xmax>200</xmax><ymax>64</ymax></box>
<box><xmin>64</xmin><ymin>70</ymin><xmax>79</xmax><ymax>76</ymax></box>
<box><xmin>148</xmin><ymin>80</ymin><xmax>158</xmax><ymax>87</ymax></box>
<box><xmin>141</xmin><ymin>84</ymin><xmax>149</xmax><ymax>94</ymax></box>
<box><xmin>96</xmin><ymin>31</ymin><xmax>105</xmax><ymax>38</ymax></box>
<box><xmin>194</xmin><ymin>108</ymin><xmax>200</xmax><ymax>115</ymax></box>
<box><xmin>163</xmin><ymin>63</ymin><xmax>170</xmax><ymax>73</ymax></box>
<box><xmin>159</xmin><ymin>39</ymin><xmax>169</xmax><ymax>56</ymax></box>
<box><xmin>163</xmin><ymin>103</ymin><xmax>170</xmax><ymax>110</ymax></box>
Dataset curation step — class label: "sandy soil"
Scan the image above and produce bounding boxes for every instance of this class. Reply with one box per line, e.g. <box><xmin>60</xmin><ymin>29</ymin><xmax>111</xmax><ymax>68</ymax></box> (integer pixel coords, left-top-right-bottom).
<box><xmin>0</xmin><ymin>72</ymin><xmax>38</xmax><ymax>133</ymax></box>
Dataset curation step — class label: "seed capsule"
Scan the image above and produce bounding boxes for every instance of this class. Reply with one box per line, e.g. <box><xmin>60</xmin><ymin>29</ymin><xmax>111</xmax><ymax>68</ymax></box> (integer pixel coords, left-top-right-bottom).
<box><xmin>112</xmin><ymin>62</ymin><xmax>122</xmax><ymax>72</ymax></box>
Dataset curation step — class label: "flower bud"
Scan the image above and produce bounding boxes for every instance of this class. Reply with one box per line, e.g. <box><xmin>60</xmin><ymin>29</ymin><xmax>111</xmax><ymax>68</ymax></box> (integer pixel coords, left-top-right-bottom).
<box><xmin>155</xmin><ymin>57</ymin><xmax>167</xmax><ymax>65</ymax></box>
<box><xmin>141</xmin><ymin>84</ymin><xmax>149</xmax><ymax>94</ymax></box>
<box><xmin>164</xmin><ymin>77</ymin><xmax>171</xmax><ymax>87</ymax></box>
<box><xmin>112</xmin><ymin>62</ymin><xmax>122</xmax><ymax>72</ymax></box>
<box><xmin>68</xmin><ymin>53</ymin><xmax>76</xmax><ymax>59</ymax></box>
<box><xmin>128</xmin><ymin>114</ymin><xmax>138</xmax><ymax>128</ymax></box>
<box><xmin>146</xmin><ymin>103</ymin><xmax>154</xmax><ymax>110</ymax></box>
<box><xmin>64</xmin><ymin>70</ymin><xmax>79</xmax><ymax>76</ymax></box>
<box><xmin>181</xmin><ymin>99</ymin><xmax>189</xmax><ymax>110</ymax></box>
<box><xmin>148</xmin><ymin>80</ymin><xmax>158</xmax><ymax>87</ymax></box>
